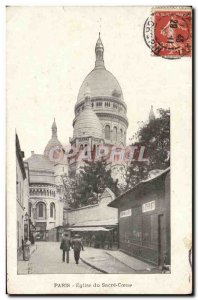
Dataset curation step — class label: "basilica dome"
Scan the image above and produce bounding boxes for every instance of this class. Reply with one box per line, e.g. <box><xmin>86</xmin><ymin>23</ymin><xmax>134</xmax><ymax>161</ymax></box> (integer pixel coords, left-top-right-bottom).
<box><xmin>73</xmin><ymin>33</ymin><xmax>128</xmax><ymax>147</ymax></box>
<box><xmin>73</xmin><ymin>101</ymin><xmax>103</xmax><ymax>139</ymax></box>
<box><xmin>77</xmin><ymin>68</ymin><xmax>124</xmax><ymax>104</ymax></box>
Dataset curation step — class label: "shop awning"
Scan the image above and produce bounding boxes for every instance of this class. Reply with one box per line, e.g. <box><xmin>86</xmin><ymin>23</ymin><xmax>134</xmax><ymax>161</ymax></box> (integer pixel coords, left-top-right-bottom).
<box><xmin>70</xmin><ymin>219</ymin><xmax>118</xmax><ymax>227</ymax></box>
<box><xmin>68</xmin><ymin>227</ymin><xmax>110</xmax><ymax>232</ymax></box>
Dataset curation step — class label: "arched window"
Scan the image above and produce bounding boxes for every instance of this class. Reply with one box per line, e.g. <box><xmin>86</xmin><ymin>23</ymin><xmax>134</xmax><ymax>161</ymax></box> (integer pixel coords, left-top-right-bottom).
<box><xmin>39</xmin><ymin>203</ymin><xmax>43</xmax><ymax>217</ymax></box>
<box><xmin>50</xmin><ymin>203</ymin><xmax>55</xmax><ymax>218</ymax></box>
<box><xmin>113</xmin><ymin>127</ymin><xmax>117</xmax><ymax>141</ymax></box>
<box><xmin>105</xmin><ymin>125</ymin><xmax>110</xmax><ymax>140</ymax></box>
<box><xmin>120</xmin><ymin>128</ymin><xmax>123</xmax><ymax>138</ymax></box>
<box><xmin>37</xmin><ymin>202</ymin><xmax>46</xmax><ymax>219</ymax></box>
<box><xmin>84</xmin><ymin>144</ymin><xmax>88</xmax><ymax>156</ymax></box>
<box><xmin>29</xmin><ymin>202</ymin><xmax>32</xmax><ymax>218</ymax></box>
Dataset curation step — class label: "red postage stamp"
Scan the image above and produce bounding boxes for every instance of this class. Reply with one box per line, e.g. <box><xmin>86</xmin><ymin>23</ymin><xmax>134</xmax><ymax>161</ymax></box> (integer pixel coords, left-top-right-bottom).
<box><xmin>152</xmin><ymin>9</ymin><xmax>192</xmax><ymax>58</ymax></box>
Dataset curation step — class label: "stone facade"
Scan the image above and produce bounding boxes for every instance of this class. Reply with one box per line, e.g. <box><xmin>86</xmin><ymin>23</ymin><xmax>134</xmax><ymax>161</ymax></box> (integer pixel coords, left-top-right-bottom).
<box><xmin>16</xmin><ymin>134</ymin><xmax>30</xmax><ymax>257</ymax></box>
<box><xmin>25</xmin><ymin>122</ymin><xmax>68</xmax><ymax>240</ymax></box>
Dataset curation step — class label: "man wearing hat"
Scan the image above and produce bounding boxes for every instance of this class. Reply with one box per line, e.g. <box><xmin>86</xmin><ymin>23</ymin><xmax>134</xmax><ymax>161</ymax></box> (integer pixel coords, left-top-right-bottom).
<box><xmin>60</xmin><ymin>233</ymin><xmax>71</xmax><ymax>263</ymax></box>
<box><xmin>71</xmin><ymin>234</ymin><xmax>84</xmax><ymax>264</ymax></box>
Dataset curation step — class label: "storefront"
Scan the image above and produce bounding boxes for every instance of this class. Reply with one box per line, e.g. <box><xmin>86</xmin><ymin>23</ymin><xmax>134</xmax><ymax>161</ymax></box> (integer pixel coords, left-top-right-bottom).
<box><xmin>48</xmin><ymin>226</ymin><xmax>65</xmax><ymax>242</ymax></box>
<box><xmin>108</xmin><ymin>168</ymin><xmax>170</xmax><ymax>266</ymax></box>
<box><xmin>35</xmin><ymin>222</ymin><xmax>48</xmax><ymax>241</ymax></box>
<box><xmin>68</xmin><ymin>225</ymin><xmax>118</xmax><ymax>249</ymax></box>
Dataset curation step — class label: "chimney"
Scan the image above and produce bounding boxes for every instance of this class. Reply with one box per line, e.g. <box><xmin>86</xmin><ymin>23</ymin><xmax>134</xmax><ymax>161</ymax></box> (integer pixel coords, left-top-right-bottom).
<box><xmin>31</xmin><ymin>151</ymin><xmax>34</xmax><ymax>156</ymax></box>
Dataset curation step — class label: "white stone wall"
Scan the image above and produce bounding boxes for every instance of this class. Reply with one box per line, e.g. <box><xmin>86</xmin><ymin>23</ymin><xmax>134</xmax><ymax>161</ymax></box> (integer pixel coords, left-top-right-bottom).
<box><xmin>66</xmin><ymin>193</ymin><xmax>118</xmax><ymax>226</ymax></box>
<box><xmin>29</xmin><ymin>185</ymin><xmax>64</xmax><ymax>230</ymax></box>
<box><xmin>54</xmin><ymin>163</ymin><xmax>68</xmax><ymax>185</ymax></box>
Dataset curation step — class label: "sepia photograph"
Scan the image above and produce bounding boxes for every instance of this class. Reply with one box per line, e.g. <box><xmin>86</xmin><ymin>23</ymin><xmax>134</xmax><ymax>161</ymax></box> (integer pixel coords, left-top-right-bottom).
<box><xmin>7</xmin><ymin>6</ymin><xmax>192</xmax><ymax>294</ymax></box>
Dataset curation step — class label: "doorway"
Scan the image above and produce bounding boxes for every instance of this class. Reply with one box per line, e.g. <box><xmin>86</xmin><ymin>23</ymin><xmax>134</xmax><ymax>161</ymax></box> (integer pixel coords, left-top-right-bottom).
<box><xmin>158</xmin><ymin>214</ymin><xmax>165</xmax><ymax>265</ymax></box>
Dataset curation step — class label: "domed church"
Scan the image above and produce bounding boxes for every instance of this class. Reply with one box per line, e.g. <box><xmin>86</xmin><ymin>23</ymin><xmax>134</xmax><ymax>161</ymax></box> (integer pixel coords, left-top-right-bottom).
<box><xmin>24</xmin><ymin>34</ymin><xmax>128</xmax><ymax>240</ymax></box>
<box><xmin>70</xmin><ymin>33</ymin><xmax>128</xmax><ymax>174</ymax></box>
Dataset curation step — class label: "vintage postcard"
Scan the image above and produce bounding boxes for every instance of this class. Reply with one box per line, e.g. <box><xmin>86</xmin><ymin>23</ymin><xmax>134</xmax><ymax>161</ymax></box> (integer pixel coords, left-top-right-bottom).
<box><xmin>6</xmin><ymin>6</ymin><xmax>192</xmax><ymax>294</ymax></box>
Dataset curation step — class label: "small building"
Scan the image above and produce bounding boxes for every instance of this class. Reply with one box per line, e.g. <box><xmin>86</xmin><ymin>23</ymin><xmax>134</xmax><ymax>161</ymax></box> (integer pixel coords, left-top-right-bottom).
<box><xmin>16</xmin><ymin>134</ymin><xmax>30</xmax><ymax>258</ymax></box>
<box><xmin>63</xmin><ymin>188</ymin><xmax>118</xmax><ymax>248</ymax></box>
<box><xmin>108</xmin><ymin>168</ymin><xmax>170</xmax><ymax>266</ymax></box>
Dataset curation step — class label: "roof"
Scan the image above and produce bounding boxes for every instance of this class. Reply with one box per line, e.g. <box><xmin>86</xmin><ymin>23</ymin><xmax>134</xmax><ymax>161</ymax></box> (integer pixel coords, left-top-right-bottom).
<box><xmin>141</xmin><ymin>167</ymin><xmax>170</xmax><ymax>183</ymax></box>
<box><xmin>68</xmin><ymin>227</ymin><xmax>110</xmax><ymax>232</ymax></box>
<box><xmin>73</xmin><ymin>103</ymin><xmax>103</xmax><ymax>139</ymax></box>
<box><xmin>70</xmin><ymin>219</ymin><xmax>118</xmax><ymax>227</ymax></box>
<box><xmin>77</xmin><ymin>67</ymin><xmax>124</xmax><ymax>105</ymax></box>
<box><xmin>67</xmin><ymin>204</ymin><xmax>99</xmax><ymax>212</ymax></box>
<box><xmin>108</xmin><ymin>167</ymin><xmax>170</xmax><ymax>208</ymax></box>
<box><xmin>25</xmin><ymin>154</ymin><xmax>54</xmax><ymax>172</ymax></box>
<box><xmin>16</xmin><ymin>133</ymin><xmax>26</xmax><ymax>179</ymax></box>
<box><xmin>25</xmin><ymin>154</ymin><xmax>55</xmax><ymax>184</ymax></box>
<box><xmin>100</xmin><ymin>187</ymin><xmax>115</xmax><ymax>201</ymax></box>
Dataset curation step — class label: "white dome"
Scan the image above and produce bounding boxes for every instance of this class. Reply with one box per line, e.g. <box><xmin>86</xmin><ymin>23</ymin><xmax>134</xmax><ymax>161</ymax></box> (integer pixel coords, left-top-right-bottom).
<box><xmin>77</xmin><ymin>67</ymin><xmax>123</xmax><ymax>104</ymax></box>
<box><xmin>73</xmin><ymin>105</ymin><xmax>103</xmax><ymax>139</ymax></box>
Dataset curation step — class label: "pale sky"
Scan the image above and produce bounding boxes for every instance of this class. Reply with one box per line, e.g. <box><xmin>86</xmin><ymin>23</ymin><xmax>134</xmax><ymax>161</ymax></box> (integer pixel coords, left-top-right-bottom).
<box><xmin>7</xmin><ymin>6</ymin><xmax>191</xmax><ymax>159</ymax></box>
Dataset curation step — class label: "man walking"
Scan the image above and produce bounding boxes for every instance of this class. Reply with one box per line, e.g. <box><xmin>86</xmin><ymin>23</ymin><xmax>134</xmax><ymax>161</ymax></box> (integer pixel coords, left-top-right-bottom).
<box><xmin>60</xmin><ymin>233</ymin><xmax>71</xmax><ymax>263</ymax></box>
<box><xmin>71</xmin><ymin>234</ymin><xmax>84</xmax><ymax>264</ymax></box>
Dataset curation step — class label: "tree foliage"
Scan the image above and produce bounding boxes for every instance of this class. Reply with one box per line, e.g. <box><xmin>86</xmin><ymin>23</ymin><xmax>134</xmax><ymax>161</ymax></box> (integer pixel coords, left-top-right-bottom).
<box><xmin>62</xmin><ymin>161</ymin><xmax>119</xmax><ymax>208</ymax></box>
<box><xmin>125</xmin><ymin>108</ymin><xmax>170</xmax><ymax>190</ymax></box>
<box><xmin>137</xmin><ymin>108</ymin><xmax>170</xmax><ymax>170</ymax></box>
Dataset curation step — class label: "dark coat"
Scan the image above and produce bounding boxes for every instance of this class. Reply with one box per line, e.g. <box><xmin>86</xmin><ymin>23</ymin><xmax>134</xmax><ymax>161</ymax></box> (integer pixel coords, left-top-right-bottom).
<box><xmin>60</xmin><ymin>237</ymin><xmax>71</xmax><ymax>251</ymax></box>
<box><xmin>71</xmin><ymin>238</ymin><xmax>84</xmax><ymax>252</ymax></box>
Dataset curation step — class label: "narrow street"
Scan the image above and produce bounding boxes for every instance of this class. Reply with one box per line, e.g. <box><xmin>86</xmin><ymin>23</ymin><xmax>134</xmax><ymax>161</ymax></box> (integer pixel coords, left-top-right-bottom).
<box><xmin>18</xmin><ymin>242</ymin><xmax>101</xmax><ymax>274</ymax></box>
<box><xmin>18</xmin><ymin>241</ymin><xmax>157</xmax><ymax>274</ymax></box>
